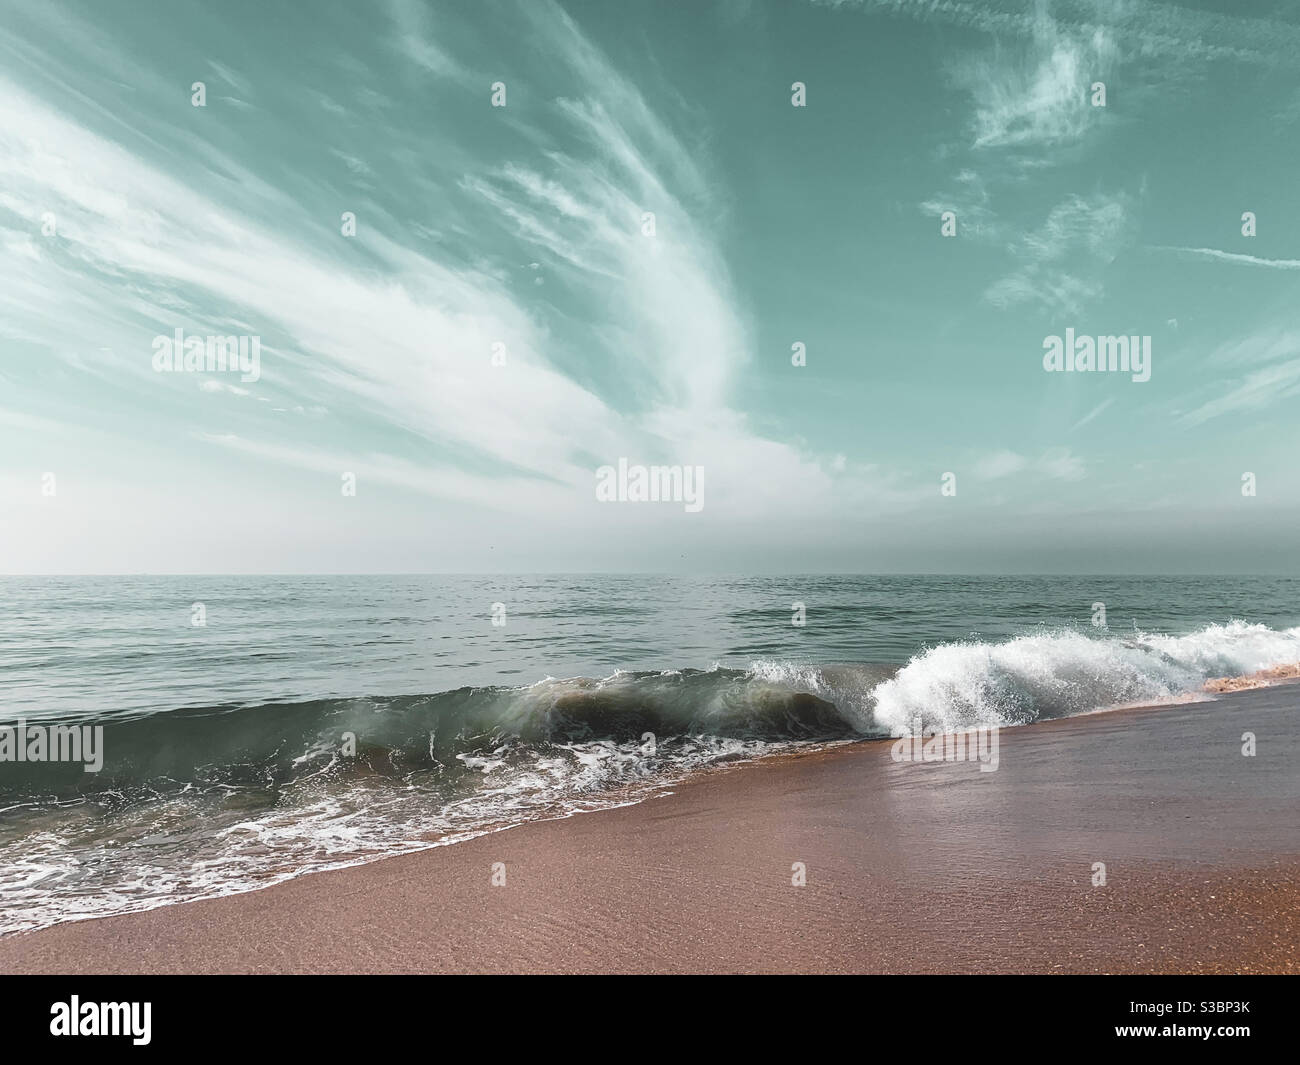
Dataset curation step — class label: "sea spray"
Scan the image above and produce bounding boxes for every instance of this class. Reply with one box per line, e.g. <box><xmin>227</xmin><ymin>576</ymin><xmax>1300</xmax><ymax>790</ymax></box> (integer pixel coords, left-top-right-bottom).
<box><xmin>870</xmin><ymin>621</ymin><xmax>1300</xmax><ymax>735</ymax></box>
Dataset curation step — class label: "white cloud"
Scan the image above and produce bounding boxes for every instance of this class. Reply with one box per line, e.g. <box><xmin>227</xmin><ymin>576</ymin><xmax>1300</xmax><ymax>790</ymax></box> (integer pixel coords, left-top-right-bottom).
<box><xmin>0</xmin><ymin>0</ymin><xmax>915</xmax><ymax>573</ymax></box>
<box><xmin>974</xmin><ymin>448</ymin><xmax>1085</xmax><ymax>482</ymax></box>
<box><xmin>815</xmin><ymin>0</ymin><xmax>1300</xmax><ymax>67</ymax></box>
<box><xmin>1177</xmin><ymin>330</ymin><xmax>1300</xmax><ymax>426</ymax></box>
<box><xmin>957</xmin><ymin>21</ymin><xmax>1117</xmax><ymax>151</ymax></box>
<box><xmin>1180</xmin><ymin>359</ymin><xmax>1300</xmax><ymax>426</ymax></box>
<box><xmin>984</xmin><ymin>193</ymin><xmax>1129</xmax><ymax>315</ymax></box>
<box><xmin>385</xmin><ymin>0</ymin><xmax>465</xmax><ymax>79</ymax></box>
<box><xmin>973</xmin><ymin>450</ymin><xmax>1028</xmax><ymax>480</ymax></box>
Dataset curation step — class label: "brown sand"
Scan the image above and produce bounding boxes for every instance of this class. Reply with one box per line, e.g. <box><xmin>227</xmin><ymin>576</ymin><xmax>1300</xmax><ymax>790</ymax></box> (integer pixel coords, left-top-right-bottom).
<box><xmin>1</xmin><ymin>685</ymin><xmax>1297</xmax><ymax>974</ymax></box>
<box><xmin>1205</xmin><ymin>662</ymin><xmax>1300</xmax><ymax>692</ymax></box>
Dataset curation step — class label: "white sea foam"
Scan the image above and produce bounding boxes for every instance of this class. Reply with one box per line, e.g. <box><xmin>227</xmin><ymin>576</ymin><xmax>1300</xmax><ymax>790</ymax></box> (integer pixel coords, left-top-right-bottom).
<box><xmin>870</xmin><ymin>621</ymin><xmax>1300</xmax><ymax>734</ymax></box>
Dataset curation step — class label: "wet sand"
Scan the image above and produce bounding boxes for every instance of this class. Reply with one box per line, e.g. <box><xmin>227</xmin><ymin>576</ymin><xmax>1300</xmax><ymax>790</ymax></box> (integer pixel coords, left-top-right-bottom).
<box><xmin>1206</xmin><ymin>663</ymin><xmax>1300</xmax><ymax>692</ymax></box>
<box><xmin>2</xmin><ymin>684</ymin><xmax>1297</xmax><ymax>974</ymax></box>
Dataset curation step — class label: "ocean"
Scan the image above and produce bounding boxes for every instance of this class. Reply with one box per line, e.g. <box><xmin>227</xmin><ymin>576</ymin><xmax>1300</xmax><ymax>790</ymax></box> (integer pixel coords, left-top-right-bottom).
<box><xmin>2</xmin><ymin>573</ymin><xmax>1299</xmax><ymax>934</ymax></box>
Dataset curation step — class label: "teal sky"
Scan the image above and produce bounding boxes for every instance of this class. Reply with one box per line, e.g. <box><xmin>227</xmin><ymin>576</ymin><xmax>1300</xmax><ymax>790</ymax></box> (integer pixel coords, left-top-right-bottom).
<box><xmin>2</xmin><ymin>0</ymin><xmax>1299</xmax><ymax>573</ymax></box>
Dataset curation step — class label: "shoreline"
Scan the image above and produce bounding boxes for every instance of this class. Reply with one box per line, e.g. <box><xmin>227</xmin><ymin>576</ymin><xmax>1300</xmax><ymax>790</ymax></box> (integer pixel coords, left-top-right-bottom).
<box><xmin>3</xmin><ymin>684</ymin><xmax>1297</xmax><ymax>974</ymax></box>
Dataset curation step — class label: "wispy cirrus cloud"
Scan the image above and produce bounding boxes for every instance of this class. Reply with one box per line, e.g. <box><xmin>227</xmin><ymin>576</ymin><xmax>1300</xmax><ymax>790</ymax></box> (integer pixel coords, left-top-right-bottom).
<box><xmin>1175</xmin><ymin>329</ymin><xmax>1300</xmax><ymax>426</ymax></box>
<box><xmin>5</xmin><ymin>0</ymin><xmax>1296</xmax><ymax>573</ymax></box>
<box><xmin>1149</xmin><ymin>246</ymin><xmax>1300</xmax><ymax>271</ymax></box>
<box><xmin>1179</xmin><ymin>358</ymin><xmax>1300</xmax><ymax>427</ymax></box>
<box><xmin>983</xmin><ymin>192</ymin><xmax>1130</xmax><ymax>315</ymax></box>
<box><xmin>905</xmin><ymin>2</ymin><xmax>1127</xmax><ymax>320</ymax></box>
<box><xmin>0</xmin><ymin>0</ymin><xmax>917</xmax><ymax>573</ymax></box>
<box><xmin>953</xmin><ymin>15</ymin><xmax>1117</xmax><ymax>151</ymax></box>
<box><xmin>385</xmin><ymin>0</ymin><xmax>467</xmax><ymax>80</ymax></box>
<box><xmin>814</xmin><ymin>0</ymin><xmax>1300</xmax><ymax>66</ymax></box>
<box><xmin>919</xmin><ymin>168</ymin><xmax>1001</xmax><ymax>239</ymax></box>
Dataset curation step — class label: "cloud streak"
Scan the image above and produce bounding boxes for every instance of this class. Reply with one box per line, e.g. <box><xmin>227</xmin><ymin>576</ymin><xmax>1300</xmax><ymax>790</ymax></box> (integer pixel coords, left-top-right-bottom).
<box><xmin>1150</xmin><ymin>246</ymin><xmax>1300</xmax><ymax>271</ymax></box>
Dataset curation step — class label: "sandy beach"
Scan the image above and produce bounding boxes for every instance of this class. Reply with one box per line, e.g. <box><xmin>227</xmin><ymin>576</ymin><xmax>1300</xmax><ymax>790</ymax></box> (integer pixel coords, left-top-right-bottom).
<box><xmin>2</xmin><ymin>683</ymin><xmax>1297</xmax><ymax>975</ymax></box>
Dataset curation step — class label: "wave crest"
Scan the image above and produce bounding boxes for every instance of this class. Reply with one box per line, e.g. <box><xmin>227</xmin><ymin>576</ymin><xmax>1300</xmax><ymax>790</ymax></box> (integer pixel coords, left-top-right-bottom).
<box><xmin>871</xmin><ymin>620</ymin><xmax>1300</xmax><ymax>734</ymax></box>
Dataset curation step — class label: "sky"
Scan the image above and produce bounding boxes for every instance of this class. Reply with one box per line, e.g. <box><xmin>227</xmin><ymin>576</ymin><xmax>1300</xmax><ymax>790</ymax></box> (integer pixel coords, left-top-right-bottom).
<box><xmin>1</xmin><ymin>0</ymin><xmax>1299</xmax><ymax>574</ymax></box>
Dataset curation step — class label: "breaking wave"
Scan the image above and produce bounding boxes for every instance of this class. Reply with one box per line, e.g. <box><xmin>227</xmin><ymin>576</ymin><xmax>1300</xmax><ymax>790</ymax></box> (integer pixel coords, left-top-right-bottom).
<box><xmin>870</xmin><ymin>620</ymin><xmax>1300</xmax><ymax>733</ymax></box>
<box><xmin>3</xmin><ymin>620</ymin><xmax>1297</xmax><ymax>933</ymax></box>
